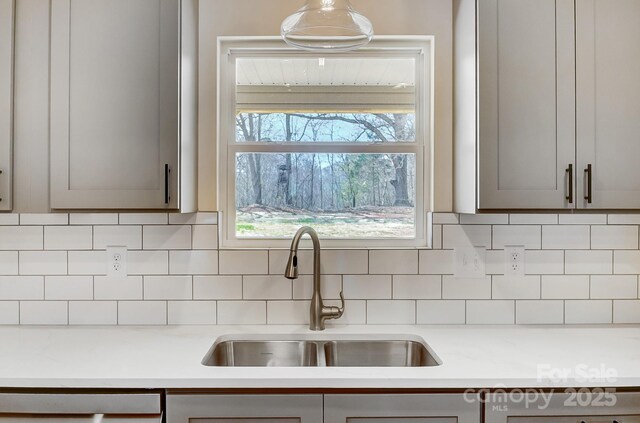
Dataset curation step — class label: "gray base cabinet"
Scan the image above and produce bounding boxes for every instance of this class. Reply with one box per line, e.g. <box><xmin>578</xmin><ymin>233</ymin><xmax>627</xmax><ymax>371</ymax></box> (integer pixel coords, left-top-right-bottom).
<box><xmin>325</xmin><ymin>394</ymin><xmax>480</xmax><ymax>423</ymax></box>
<box><xmin>166</xmin><ymin>394</ymin><xmax>479</xmax><ymax>423</ymax></box>
<box><xmin>165</xmin><ymin>394</ymin><xmax>323</xmax><ymax>423</ymax></box>
<box><xmin>485</xmin><ymin>391</ymin><xmax>640</xmax><ymax>423</ymax></box>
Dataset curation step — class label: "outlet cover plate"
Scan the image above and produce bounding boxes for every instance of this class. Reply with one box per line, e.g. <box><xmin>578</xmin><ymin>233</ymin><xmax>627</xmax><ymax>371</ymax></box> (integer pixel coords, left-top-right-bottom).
<box><xmin>454</xmin><ymin>246</ymin><xmax>486</xmax><ymax>279</ymax></box>
<box><xmin>505</xmin><ymin>245</ymin><xmax>525</xmax><ymax>277</ymax></box>
<box><xmin>106</xmin><ymin>246</ymin><xmax>128</xmax><ymax>278</ymax></box>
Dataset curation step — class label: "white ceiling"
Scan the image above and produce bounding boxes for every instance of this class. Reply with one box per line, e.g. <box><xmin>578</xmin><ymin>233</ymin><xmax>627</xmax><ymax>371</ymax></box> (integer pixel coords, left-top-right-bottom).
<box><xmin>236</xmin><ymin>57</ymin><xmax>415</xmax><ymax>87</ymax></box>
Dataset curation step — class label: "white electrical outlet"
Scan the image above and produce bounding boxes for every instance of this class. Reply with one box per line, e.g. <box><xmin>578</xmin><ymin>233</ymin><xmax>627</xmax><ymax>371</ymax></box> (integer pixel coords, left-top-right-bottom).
<box><xmin>454</xmin><ymin>246</ymin><xmax>486</xmax><ymax>278</ymax></box>
<box><xmin>505</xmin><ymin>246</ymin><xmax>525</xmax><ymax>277</ymax></box>
<box><xmin>106</xmin><ymin>246</ymin><xmax>127</xmax><ymax>278</ymax></box>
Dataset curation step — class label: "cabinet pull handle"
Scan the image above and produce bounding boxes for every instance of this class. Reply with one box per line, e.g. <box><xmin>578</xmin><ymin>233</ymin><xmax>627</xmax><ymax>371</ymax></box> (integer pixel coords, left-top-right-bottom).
<box><xmin>584</xmin><ymin>164</ymin><xmax>593</xmax><ymax>204</ymax></box>
<box><xmin>566</xmin><ymin>164</ymin><xmax>573</xmax><ymax>203</ymax></box>
<box><xmin>0</xmin><ymin>169</ymin><xmax>3</xmax><ymax>202</ymax></box>
<box><xmin>164</xmin><ymin>164</ymin><xmax>170</xmax><ymax>205</ymax></box>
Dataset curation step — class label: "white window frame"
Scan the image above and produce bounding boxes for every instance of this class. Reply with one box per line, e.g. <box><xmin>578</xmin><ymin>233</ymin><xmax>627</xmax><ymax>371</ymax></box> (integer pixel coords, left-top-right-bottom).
<box><xmin>218</xmin><ymin>36</ymin><xmax>434</xmax><ymax>249</ymax></box>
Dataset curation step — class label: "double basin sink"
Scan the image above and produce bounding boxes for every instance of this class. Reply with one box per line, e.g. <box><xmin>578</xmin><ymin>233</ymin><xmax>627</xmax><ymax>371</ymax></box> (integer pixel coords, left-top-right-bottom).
<box><xmin>202</xmin><ymin>335</ymin><xmax>441</xmax><ymax>367</ymax></box>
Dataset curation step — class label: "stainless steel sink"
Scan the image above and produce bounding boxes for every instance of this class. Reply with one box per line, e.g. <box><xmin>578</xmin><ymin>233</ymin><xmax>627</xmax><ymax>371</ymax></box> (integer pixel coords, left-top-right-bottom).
<box><xmin>324</xmin><ymin>340</ymin><xmax>439</xmax><ymax>367</ymax></box>
<box><xmin>203</xmin><ymin>336</ymin><xmax>441</xmax><ymax>367</ymax></box>
<box><xmin>203</xmin><ymin>340</ymin><xmax>319</xmax><ymax>367</ymax></box>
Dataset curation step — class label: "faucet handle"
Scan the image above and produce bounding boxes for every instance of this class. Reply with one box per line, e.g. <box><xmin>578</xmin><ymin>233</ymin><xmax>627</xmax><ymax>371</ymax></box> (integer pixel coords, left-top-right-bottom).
<box><xmin>336</xmin><ymin>291</ymin><xmax>345</xmax><ymax>317</ymax></box>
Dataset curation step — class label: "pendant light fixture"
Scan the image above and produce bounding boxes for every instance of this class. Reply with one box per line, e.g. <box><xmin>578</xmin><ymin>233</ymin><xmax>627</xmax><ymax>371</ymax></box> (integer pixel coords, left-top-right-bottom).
<box><xmin>281</xmin><ymin>0</ymin><xmax>374</xmax><ymax>51</ymax></box>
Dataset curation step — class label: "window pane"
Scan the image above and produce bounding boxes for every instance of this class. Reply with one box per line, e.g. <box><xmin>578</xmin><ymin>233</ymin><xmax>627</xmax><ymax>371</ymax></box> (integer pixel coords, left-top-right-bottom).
<box><xmin>235</xmin><ymin>112</ymin><xmax>415</xmax><ymax>143</ymax></box>
<box><xmin>235</xmin><ymin>153</ymin><xmax>416</xmax><ymax>239</ymax></box>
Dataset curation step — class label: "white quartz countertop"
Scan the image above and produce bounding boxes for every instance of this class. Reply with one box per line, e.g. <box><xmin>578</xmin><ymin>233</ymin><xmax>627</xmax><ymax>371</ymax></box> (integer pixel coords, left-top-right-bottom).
<box><xmin>1</xmin><ymin>325</ymin><xmax>639</xmax><ymax>389</ymax></box>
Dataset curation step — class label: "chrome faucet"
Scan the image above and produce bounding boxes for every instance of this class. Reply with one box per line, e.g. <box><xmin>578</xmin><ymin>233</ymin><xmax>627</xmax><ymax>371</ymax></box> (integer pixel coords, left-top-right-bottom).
<box><xmin>284</xmin><ymin>226</ymin><xmax>345</xmax><ymax>330</ymax></box>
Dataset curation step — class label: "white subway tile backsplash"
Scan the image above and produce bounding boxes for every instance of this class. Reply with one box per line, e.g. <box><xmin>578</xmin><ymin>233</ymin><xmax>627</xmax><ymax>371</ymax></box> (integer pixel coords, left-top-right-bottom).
<box><xmin>69</xmin><ymin>213</ymin><xmax>118</xmax><ymax>225</ymax></box>
<box><xmin>168</xmin><ymin>301</ymin><xmax>216</xmax><ymax>324</ymax></box>
<box><xmin>492</xmin><ymin>275</ymin><xmax>541</xmax><ymax>299</ymax></box>
<box><xmin>266</xmin><ymin>300</ymin><xmax>308</xmax><ymax>324</ymax></box>
<box><xmin>119</xmin><ymin>213</ymin><xmax>167</xmax><ymax>225</ymax></box>
<box><xmin>69</xmin><ymin>301</ymin><xmax>117</xmax><ymax>325</ymax></box>
<box><xmin>613</xmin><ymin>251</ymin><xmax>640</xmax><ymax>274</ymax></box>
<box><xmin>0</xmin><ymin>302</ymin><xmax>19</xmax><ymax>324</ymax></box>
<box><xmin>525</xmin><ymin>250</ymin><xmax>564</xmax><ymax>275</ymax></box>
<box><xmin>0</xmin><ymin>226</ymin><xmax>42</xmax><ymax>250</ymax></box>
<box><xmin>169</xmin><ymin>212</ymin><xmax>218</xmax><ymax>225</ymax></box>
<box><xmin>0</xmin><ymin>276</ymin><xmax>43</xmax><ymax>300</ymax></box>
<box><xmin>93</xmin><ymin>226</ymin><xmax>142</xmax><ymax>249</ymax></box>
<box><xmin>493</xmin><ymin>226</ymin><xmax>541</xmax><ymax>249</ymax></box>
<box><xmin>20</xmin><ymin>301</ymin><xmax>68</xmax><ymax>325</ymax></box>
<box><xmin>369</xmin><ymin>250</ymin><xmax>418</xmax><ymax>275</ymax></box>
<box><xmin>44</xmin><ymin>226</ymin><xmax>92</xmax><ymax>250</ymax></box>
<box><xmin>128</xmin><ymin>250</ymin><xmax>168</xmax><ymax>275</ymax></box>
<box><xmin>219</xmin><ymin>250</ymin><xmax>268</xmax><ymax>275</ymax></box>
<box><xmin>542</xmin><ymin>275</ymin><xmax>590</xmax><ymax>299</ymax></box>
<box><xmin>516</xmin><ymin>300</ymin><xmax>564</xmax><ymax>324</ymax></box>
<box><xmin>243</xmin><ymin>275</ymin><xmax>292</xmax><ymax>300</ymax></box>
<box><xmin>565</xmin><ymin>250</ymin><xmax>612</xmax><ymax>274</ymax></box>
<box><xmin>118</xmin><ymin>301</ymin><xmax>167</xmax><ymax>325</ymax></box>
<box><xmin>94</xmin><ymin>276</ymin><xmax>143</xmax><ymax>300</ymax></box>
<box><xmin>1</xmin><ymin>211</ymin><xmax>640</xmax><ymax>326</ymax></box>
<box><xmin>0</xmin><ymin>214</ymin><xmax>19</xmax><ymax>225</ymax></box>
<box><xmin>20</xmin><ymin>213</ymin><xmax>68</xmax><ymax>225</ymax></box>
<box><xmin>443</xmin><ymin>225</ymin><xmax>491</xmax><ymax>249</ymax></box>
<box><xmin>217</xmin><ymin>301</ymin><xmax>266</xmax><ymax>324</ymax></box>
<box><xmin>590</xmin><ymin>275</ymin><xmax>638</xmax><ymax>299</ymax></box>
<box><xmin>143</xmin><ymin>225</ymin><xmax>191</xmax><ymax>250</ymax></box>
<box><xmin>19</xmin><ymin>251</ymin><xmax>67</xmax><ymax>275</ymax></box>
<box><xmin>613</xmin><ymin>300</ymin><xmax>640</xmax><ymax>323</ymax></box>
<box><xmin>292</xmin><ymin>275</ymin><xmax>342</xmax><ymax>300</ymax></box>
<box><xmin>459</xmin><ymin>214</ymin><xmax>508</xmax><ymax>225</ymax></box>
<box><xmin>193</xmin><ymin>276</ymin><xmax>242</xmax><ymax>300</ymax></box>
<box><xmin>542</xmin><ymin>226</ymin><xmax>590</xmax><ymax>250</ymax></box>
<box><xmin>343</xmin><ymin>275</ymin><xmax>392</xmax><ymax>299</ymax></box>
<box><xmin>608</xmin><ymin>214</ymin><xmax>640</xmax><ymax>225</ymax></box>
<box><xmin>169</xmin><ymin>250</ymin><xmax>218</xmax><ymax>275</ymax></box>
<box><xmin>565</xmin><ymin>300</ymin><xmax>613</xmax><ymax>324</ymax></box>
<box><xmin>68</xmin><ymin>251</ymin><xmax>106</xmax><ymax>275</ymax></box>
<box><xmin>432</xmin><ymin>213</ymin><xmax>459</xmax><ymax>224</ymax></box>
<box><xmin>321</xmin><ymin>250</ymin><xmax>368</xmax><ymax>274</ymax></box>
<box><xmin>442</xmin><ymin>276</ymin><xmax>492</xmax><ymax>299</ymax></box>
<box><xmin>192</xmin><ymin>225</ymin><xmax>218</xmax><ymax>249</ymax></box>
<box><xmin>367</xmin><ymin>300</ymin><xmax>416</xmax><ymax>324</ymax></box>
<box><xmin>591</xmin><ymin>225</ymin><xmax>638</xmax><ymax>250</ymax></box>
<box><xmin>393</xmin><ymin>275</ymin><xmax>441</xmax><ymax>299</ymax></box>
<box><xmin>509</xmin><ymin>214</ymin><xmax>558</xmax><ymax>225</ymax></box>
<box><xmin>417</xmin><ymin>300</ymin><xmax>465</xmax><ymax>324</ymax></box>
<box><xmin>466</xmin><ymin>300</ymin><xmax>515</xmax><ymax>324</ymax></box>
<box><xmin>558</xmin><ymin>214</ymin><xmax>607</xmax><ymax>225</ymax></box>
<box><xmin>143</xmin><ymin>276</ymin><xmax>192</xmax><ymax>300</ymax></box>
<box><xmin>45</xmin><ymin>276</ymin><xmax>93</xmax><ymax>300</ymax></box>
<box><xmin>0</xmin><ymin>251</ymin><xmax>18</xmax><ymax>275</ymax></box>
<box><xmin>419</xmin><ymin>250</ymin><xmax>453</xmax><ymax>274</ymax></box>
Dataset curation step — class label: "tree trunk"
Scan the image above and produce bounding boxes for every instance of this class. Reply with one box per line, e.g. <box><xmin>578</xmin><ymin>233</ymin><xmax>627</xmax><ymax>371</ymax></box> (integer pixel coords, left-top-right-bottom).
<box><xmin>390</xmin><ymin>155</ymin><xmax>411</xmax><ymax>206</ymax></box>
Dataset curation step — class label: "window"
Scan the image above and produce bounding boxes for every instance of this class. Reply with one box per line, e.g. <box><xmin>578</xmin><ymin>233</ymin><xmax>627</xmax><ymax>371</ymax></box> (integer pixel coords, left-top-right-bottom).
<box><xmin>218</xmin><ymin>37</ymin><xmax>433</xmax><ymax>248</ymax></box>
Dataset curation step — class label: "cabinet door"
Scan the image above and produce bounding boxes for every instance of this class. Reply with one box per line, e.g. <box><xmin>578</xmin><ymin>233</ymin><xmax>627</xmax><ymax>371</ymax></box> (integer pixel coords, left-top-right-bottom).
<box><xmin>165</xmin><ymin>394</ymin><xmax>323</xmax><ymax>423</ymax></box>
<box><xmin>50</xmin><ymin>0</ymin><xmax>179</xmax><ymax>209</ymax></box>
<box><xmin>576</xmin><ymin>0</ymin><xmax>640</xmax><ymax>209</ymax></box>
<box><xmin>485</xmin><ymin>391</ymin><xmax>640</xmax><ymax>423</ymax></box>
<box><xmin>0</xmin><ymin>0</ymin><xmax>13</xmax><ymax>211</ymax></box>
<box><xmin>324</xmin><ymin>394</ymin><xmax>479</xmax><ymax>423</ymax></box>
<box><xmin>478</xmin><ymin>0</ymin><xmax>576</xmax><ymax>209</ymax></box>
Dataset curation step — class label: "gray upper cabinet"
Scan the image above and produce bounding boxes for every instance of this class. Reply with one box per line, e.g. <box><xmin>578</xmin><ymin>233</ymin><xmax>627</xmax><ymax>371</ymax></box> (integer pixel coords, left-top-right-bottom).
<box><xmin>50</xmin><ymin>0</ymin><xmax>196</xmax><ymax>211</ymax></box>
<box><xmin>477</xmin><ymin>0</ymin><xmax>576</xmax><ymax>210</ymax></box>
<box><xmin>0</xmin><ymin>0</ymin><xmax>14</xmax><ymax>211</ymax></box>
<box><xmin>576</xmin><ymin>0</ymin><xmax>640</xmax><ymax>209</ymax></box>
<box><xmin>455</xmin><ymin>0</ymin><xmax>640</xmax><ymax>211</ymax></box>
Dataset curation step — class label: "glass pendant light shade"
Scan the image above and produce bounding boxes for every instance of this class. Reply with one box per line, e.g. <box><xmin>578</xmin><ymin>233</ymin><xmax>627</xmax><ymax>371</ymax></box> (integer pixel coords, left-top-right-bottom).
<box><xmin>281</xmin><ymin>0</ymin><xmax>374</xmax><ymax>51</ymax></box>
